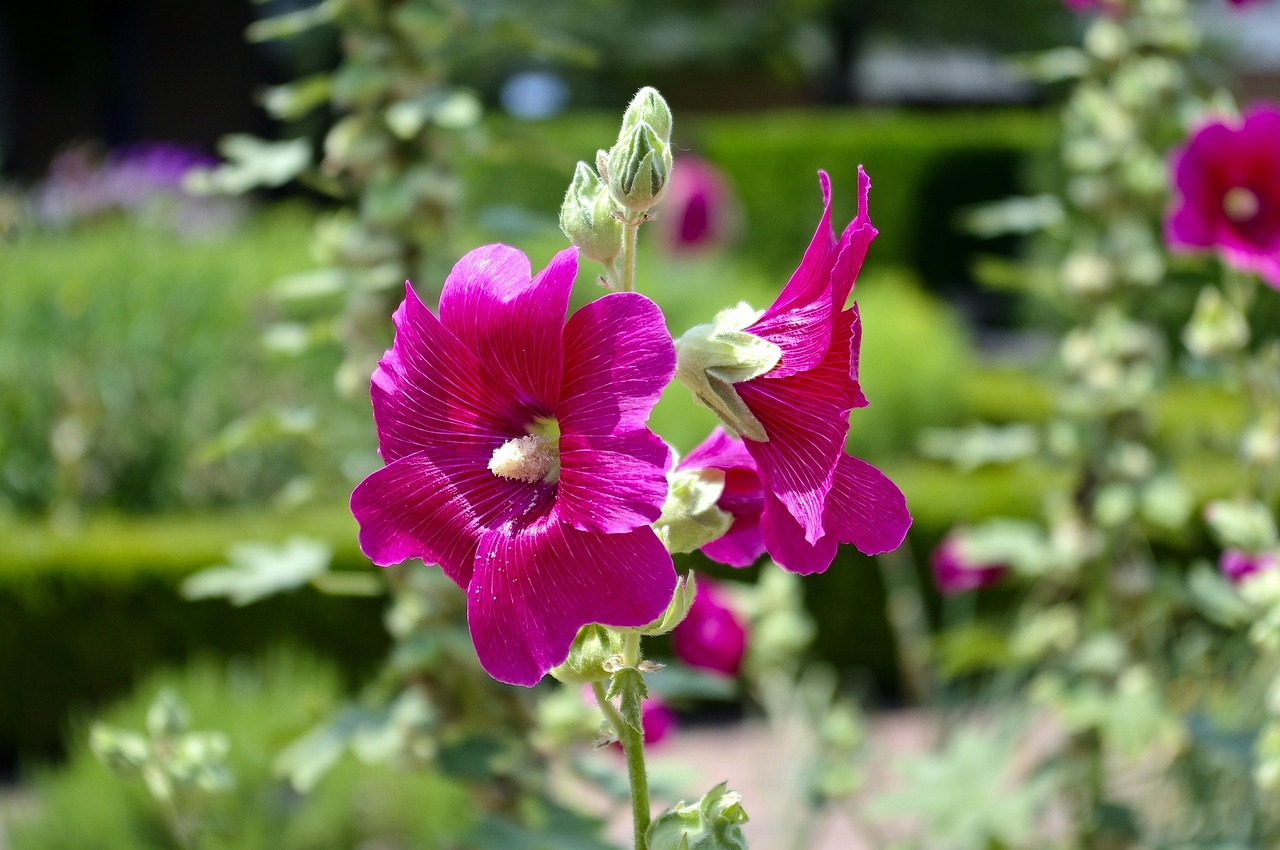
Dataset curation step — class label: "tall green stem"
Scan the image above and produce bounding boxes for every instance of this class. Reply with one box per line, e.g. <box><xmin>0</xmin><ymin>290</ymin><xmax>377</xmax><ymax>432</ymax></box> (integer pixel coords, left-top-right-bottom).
<box><xmin>593</xmin><ymin>676</ymin><xmax>652</xmax><ymax>850</ymax></box>
<box><xmin>618</xmin><ymin>218</ymin><xmax>641</xmax><ymax>293</ymax></box>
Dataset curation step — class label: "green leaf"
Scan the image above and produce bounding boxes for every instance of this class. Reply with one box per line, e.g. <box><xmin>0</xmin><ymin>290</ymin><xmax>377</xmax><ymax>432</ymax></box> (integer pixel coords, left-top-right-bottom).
<box><xmin>608</xmin><ymin>667</ymin><xmax>648</xmax><ymax>734</ymax></box>
<box><xmin>181</xmin><ymin>537</ymin><xmax>331</xmax><ymax>606</ymax></box>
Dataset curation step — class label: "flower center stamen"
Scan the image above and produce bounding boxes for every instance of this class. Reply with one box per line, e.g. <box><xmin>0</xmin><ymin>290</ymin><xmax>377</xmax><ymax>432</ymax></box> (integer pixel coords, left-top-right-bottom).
<box><xmin>1223</xmin><ymin>186</ymin><xmax>1260</xmax><ymax>224</ymax></box>
<box><xmin>488</xmin><ymin>434</ymin><xmax>560</xmax><ymax>484</ymax></box>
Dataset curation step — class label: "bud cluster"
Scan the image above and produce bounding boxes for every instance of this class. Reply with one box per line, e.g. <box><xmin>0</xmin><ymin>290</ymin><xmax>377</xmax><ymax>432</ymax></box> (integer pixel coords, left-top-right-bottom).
<box><xmin>560</xmin><ymin>87</ymin><xmax>674</xmax><ymax>267</ymax></box>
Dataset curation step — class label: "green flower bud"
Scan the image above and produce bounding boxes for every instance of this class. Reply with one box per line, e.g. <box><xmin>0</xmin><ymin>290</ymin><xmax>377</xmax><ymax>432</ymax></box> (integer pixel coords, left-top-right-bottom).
<box><xmin>654</xmin><ymin>468</ymin><xmax>733</xmax><ymax>554</ymax></box>
<box><xmin>626</xmin><ymin>572</ymin><xmax>697</xmax><ymax>637</ymax></box>
<box><xmin>1205</xmin><ymin>499</ymin><xmax>1278</xmax><ymax>553</ymax></box>
<box><xmin>550</xmin><ymin>624</ymin><xmax>623</xmax><ymax>684</ymax></box>
<box><xmin>146</xmin><ymin>688</ymin><xmax>190</xmax><ymax>738</ymax></box>
<box><xmin>90</xmin><ymin>724</ymin><xmax>151</xmax><ymax>776</ymax></box>
<box><xmin>620</xmin><ymin>86</ymin><xmax>673</xmax><ymax>147</ymax></box>
<box><xmin>607</xmin><ymin>121</ymin><xmax>673</xmax><ymax>214</ymax></box>
<box><xmin>674</xmin><ymin>303</ymin><xmax>781</xmax><ymax>442</ymax></box>
<box><xmin>560</xmin><ymin>162</ymin><xmax>624</xmax><ymax>265</ymax></box>
<box><xmin>647</xmin><ymin>781</ymin><xmax>750</xmax><ymax>850</ymax></box>
<box><xmin>1183</xmin><ymin>286</ymin><xmax>1249</xmax><ymax>359</ymax></box>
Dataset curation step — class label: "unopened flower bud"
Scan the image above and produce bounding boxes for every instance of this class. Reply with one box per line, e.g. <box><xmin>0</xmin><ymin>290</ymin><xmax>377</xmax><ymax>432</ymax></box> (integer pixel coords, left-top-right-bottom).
<box><xmin>674</xmin><ymin>303</ymin><xmax>781</xmax><ymax>442</ymax></box>
<box><xmin>654</xmin><ymin>468</ymin><xmax>733</xmax><ymax>554</ymax></box>
<box><xmin>620</xmin><ymin>87</ymin><xmax>673</xmax><ymax>147</ymax></box>
<box><xmin>147</xmin><ymin>688</ymin><xmax>190</xmax><ymax>738</ymax></box>
<box><xmin>647</xmin><ymin>781</ymin><xmax>749</xmax><ymax>850</ymax></box>
<box><xmin>607</xmin><ymin>121</ymin><xmax>673</xmax><ymax>214</ymax></box>
<box><xmin>560</xmin><ymin>162</ymin><xmax>625</xmax><ymax>265</ymax></box>
<box><xmin>1183</xmin><ymin>286</ymin><xmax>1249</xmax><ymax>359</ymax></box>
<box><xmin>550</xmin><ymin>624</ymin><xmax>623</xmax><ymax>685</ymax></box>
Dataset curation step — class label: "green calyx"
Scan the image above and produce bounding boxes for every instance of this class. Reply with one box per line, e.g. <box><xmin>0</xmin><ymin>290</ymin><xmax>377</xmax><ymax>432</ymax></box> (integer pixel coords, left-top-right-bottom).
<box><xmin>654</xmin><ymin>468</ymin><xmax>733</xmax><ymax>555</ymax></box>
<box><xmin>624</xmin><ymin>572</ymin><xmax>697</xmax><ymax>638</ymax></box>
<box><xmin>620</xmin><ymin>86</ymin><xmax>673</xmax><ymax>147</ymax></box>
<box><xmin>674</xmin><ymin>303</ymin><xmax>782</xmax><ymax>442</ymax></box>
<box><xmin>550</xmin><ymin>624</ymin><xmax>624</xmax><ymax>685</ymax></box>
<box><xmin>647</xmin><ymin>781</ymin><xmax>750</xmax><ymax>850</ymax></box>
<box><xmin>560</xmin><ymin>161</ymin><xmax>625</xmax><ymax>265</ymax></box>
<box><xmin>607</xmin><ymin>120</ymin><xmax>673</xmax><ymax>214</ymax></box>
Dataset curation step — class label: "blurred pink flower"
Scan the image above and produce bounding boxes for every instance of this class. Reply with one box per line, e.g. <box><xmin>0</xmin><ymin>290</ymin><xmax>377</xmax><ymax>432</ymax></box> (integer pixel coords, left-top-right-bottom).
<box><xmin>639</xmin><ymin>697</ymin><xmax>677</xmax><ymax>746</ymax></box>
<box><xmin>672</xmin><ymin>578</ymin><xmax>748</xmax><ymax>676</ymax></box>
<box><xmin>1219</xmin><ymin>547</ymin><xmax>1280</xmax><ymax>583</ymax></box>
<box><xmin>930</xmin><ymin>534</ymin><xmax>1008</xmax><ymax>596</ymax></box>
<box><xmin>1166</xmin><ymin>104</ymin><xmax>1280</xmax><ymax>287</ymax></box>
<box><xmin>734</xmin><ymin>170</ymin><xmax>911</xmax><ymax>575</ymax></box>
<box><xmin>351</xmin><ymin>244</ymin><xmax>678</xmax><ymax>686</ymax></box>
<box><xmin>658</xmin><ymin>155</ymin><xmax>737</xmax><ymax>252</ymax></box>
<box><xmin>677</xmin><ymin>427</ymin><xmax>766</xmax><ymax>567</ymax></box>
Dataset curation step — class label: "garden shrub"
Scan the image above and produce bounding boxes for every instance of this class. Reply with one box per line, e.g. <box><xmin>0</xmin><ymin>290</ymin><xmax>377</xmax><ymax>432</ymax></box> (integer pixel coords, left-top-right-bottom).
<box><xmin>7</xmin><ymin>652</ymin><xmax>481</xmax><ymax>850</ymax></box>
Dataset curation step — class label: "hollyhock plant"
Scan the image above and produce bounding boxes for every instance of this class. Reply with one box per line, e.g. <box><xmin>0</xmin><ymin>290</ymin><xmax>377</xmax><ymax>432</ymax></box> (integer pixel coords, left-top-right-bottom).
<box><xmin>675</xmin><ymin>169</ymin><xmax>911</xmax><ymax>575</ymax></box>
<box><xmin>677</xmin><ymin>427</ymin><xmax>766</xmax><ymax>567</ymax></box>
<box><xmin>350</xmin><ymin>244</ymin><xmax>678</xmax><ymax>687</ymax></box>
<box><xmin>930</xmin><ymin>533</ymin><xmax>1008</xmax><ymax>596</ymax></box>
<box><xmin>672</xmin><ymin>578</ymin><xmax>748</xmax><ymax>676</ymax></box>
<box><xmin>1220</xmin><ymin>548</ymin><xmax>1280</xmax><ymax>584</ymax></box>
<box><xmin>1166</xmin><ymin>104</ymin><xmax>1280</xmax><ymax>287</ymax></box>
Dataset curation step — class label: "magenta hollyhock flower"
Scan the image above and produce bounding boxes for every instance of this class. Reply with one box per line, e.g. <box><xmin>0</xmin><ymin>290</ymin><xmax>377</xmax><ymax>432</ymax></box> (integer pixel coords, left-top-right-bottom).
<box><xmin>727</xmin><ymin>169</ymin><xmax>911</xmax><ymax>575</ymax></box>
<box><xmin>1166</xmin><ymin>105</ymin><xmax>1280</xmax><ymax>287</ymax></box>
<box><xmin>672</xmin><ymin>578</ymin><xmax>748</xmax><ymax>676</ymax></box>
<box><xmin>350</xmin><ymin>244</ymin><xmax>679</xmax><ymax>687</ymax></box>
<box><xmin>657</xmin><ymin>155</ymin><xmax>737</xmax><ymax>253</ymax></box>
<box><xmin>930</xmin><ymin>534</ymin><xmax>1008</xmax><ymax>596</ymax></box>
<box><xmin>1219</xmin><ymin>547</ymin><xmax>1280</xmax><ymax>584</ymax></box>
<box><xmin>676</xmin><ymin>427</ymin><xmax>766</xmax><ymax>567</ymax></box>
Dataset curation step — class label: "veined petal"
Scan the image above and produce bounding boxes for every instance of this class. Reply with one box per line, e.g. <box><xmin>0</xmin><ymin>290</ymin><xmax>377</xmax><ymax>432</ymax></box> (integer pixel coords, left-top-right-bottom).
<box><xmin>823</xmin><ymin>454</ymin><xmax>912</xmax><ymax>556</ymax></box>
<box><xmin>437</xmin><ymin>244</ymin><xmax>577</xmax><ymax>413</ymax></box>
<box><xmin>830</xmin><ymin>166</ymin><xmax>878</xmax><ymax>309</ymax></box>
<box><xmin>557</xmin><ymin>430</ymin><xmax>671</xmax><ymax>533</ymax></box>
<box><xmin>558</xmin><ymin>292</ymin><xmax>676</xmax><ymax>436</ymax></box>
<box><xmin>467</xmin><ymin>510</ymin><xmax>676</xmax><ymax>686</ymax></box>
<box><xmin>350</xmin><ymin>447</ymin><xmax>552</xmax><ymax>586</ymax></box>
<box><xmin>701</xmin><ymin>511</ymin><xmax>765</xmax><ymax>568</ymax></box>
<box><xmin>679</xmin><ymin>426</ymin><xmax>754</xmax><ymax>473</ymax></box>
<box><xmin>760</xmin><ymin>491</ymin><xmax>838</xmax><ymax>575</ymax></box>
<box><xmin>372</xmin><ymin>283</ymin><xmax>527</xmax><ymax>463</ymax></box>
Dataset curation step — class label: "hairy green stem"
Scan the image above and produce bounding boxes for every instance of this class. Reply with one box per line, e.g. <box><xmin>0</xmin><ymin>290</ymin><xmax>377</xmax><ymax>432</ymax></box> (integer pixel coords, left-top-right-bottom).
<box><xmin>619</xmin><ymin>218</ymin><xmax>641</xmax><ymax>293</ymax></box>
<box><xmin>592</xmin><ymin>678</ymin><xmax>652</xmax><ymax>850</ymax></box>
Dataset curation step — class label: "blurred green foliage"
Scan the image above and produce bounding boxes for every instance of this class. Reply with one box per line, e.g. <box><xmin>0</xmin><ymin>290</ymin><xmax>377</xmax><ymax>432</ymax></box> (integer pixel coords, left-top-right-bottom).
<box><xmin>6</xmin><ymin>652</ymin><xmax>483</xmax><ymax>850</ymax></box>
<box><xmin>0</xmin><ymin>204</ymin><xmax>345</xmax><ymax>515</ymax></box>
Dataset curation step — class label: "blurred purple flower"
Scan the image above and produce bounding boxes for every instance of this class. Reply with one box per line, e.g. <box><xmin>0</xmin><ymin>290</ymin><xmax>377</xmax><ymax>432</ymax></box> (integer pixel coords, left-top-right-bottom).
<box><xmin>1219</xmin><ymin>547</ymin><xmax>1279</xmax><ymax>583</ymax></box>
<box><xmin>34</xmin><ymin>141</ymin><xmax>217</xmax><ymax>225</ymax></box>
<box><xmin>658</xmin><ymin>155</ymin><xmax>737</xmax><ymax>253</ymax></box>
<box><xmin>930</xmin><ymin>534</ymin><xmax>1008</xmax><ymax>595</ymax></box>
<box><xmin>672</xmin><ymin>578</ymin><xmax>748</xmax><ymax>676</ymax></box>
<box><xmin>350</xmin><ymin>244</ymin><xmax>678</xmax><ymax>686</ymax></box>
<box><xmin>677</xmin><ymin>427</ymin><xmax>766</xmax><ymax>567</ymax></box>
<box><xmin>1166</xmin><ymin>105</ymin><xmax>1280</xmax><ymax>287</ymax></box>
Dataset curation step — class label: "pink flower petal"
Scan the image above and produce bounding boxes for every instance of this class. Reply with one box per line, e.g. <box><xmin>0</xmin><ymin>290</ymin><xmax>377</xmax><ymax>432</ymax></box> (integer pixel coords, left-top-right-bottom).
<box><xmin>680</xmin><ymin>425</ymin><xmax>754</xmax><ymax>471</ymax></box>
<box><xmin>701</xmin><ymin>511</ymin><xmax>765</xmax><ymax>568</ymax></box>
<box><xmin>759</xmin><ymin>453</ymin><xmax>911</xmax><ymax>574</ymax></box>
<box><xmin>351</xmin><ymin>447</ymin><xmax>552</xmax><ymax>585</ymax></box>
<box><xmin>467</xmin><ymin>508</ymin><xmax>676</xmax><ymax>686</ymax></box>
<box><xmin>436</xmin><ymin>244</ymin><xmax>577</xmax><ymax>413</ymax></box>
<box><xmin>760</xmin><ymin>490</ymin><xmax>838</xmax><ymax>575</ymax></box>
<box><xmin>558</xmin><ymin>429</ymin><xmax>671</xmax><ymax>533</ymax></box>
<box><xmin>831</xmin><ymin>166</ymin><xmax>878</xmax><ymax>310</ymax></box>
<box><xmin>822</xmin><ymin>453</ymin><xmax>912</xmax><ymax>556</ymax></box>
<box><xmin>737</xmin><ymin>310</ymin><xmax>864</xmax><ymax>541</ymax></box>
<box><xmin>559</xmin><ymin>291</ymin><xmax>676</xmax><ymax>436</ymax></box>
<box><xmin>371</xmin><ymin>283</ymin><xmax>527</xmax><ymax>463</ymax></box>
